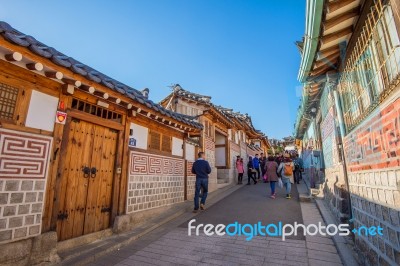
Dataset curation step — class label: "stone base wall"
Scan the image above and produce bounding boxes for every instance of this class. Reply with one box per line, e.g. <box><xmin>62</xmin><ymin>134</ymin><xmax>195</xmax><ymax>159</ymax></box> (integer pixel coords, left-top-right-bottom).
<box><xmin>343</xmin><ymin>93</ymin><xmax>400</xmax><ymax>265</ymax></box>
<box><xmin>322</xmin><ymin>165</ymin><xmax>350</xmax><ymax>223</ymax></box>
<box><xmin>0</xmin><ymin>128</ymin><xmax>52</xmax><ymax>244</ymax></box>
<box><xmin>349</xmin><ymin>168</ymin><xmax>400</xmax><ymax>266</ymax></box>
<box><xmin>186</xmin><ymin>161</ymin><xmax>196</xmax><ymax>200</ymax></box>
<box><xmin>126</xmin><ymin>151</ymin><xmax>185</xmax><ymax>214</ymax></box>
<box><xmin>205</xmin><ymin>148</ymin><xmax>217</xmax><ymax>193</ymax></box>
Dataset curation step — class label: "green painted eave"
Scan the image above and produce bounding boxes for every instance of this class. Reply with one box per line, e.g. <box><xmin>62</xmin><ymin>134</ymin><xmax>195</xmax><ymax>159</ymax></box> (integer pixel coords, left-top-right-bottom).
<box><xmin>297</xmin><ymin>0</ymin><xmax>324</xmax><ymax>83</ymax></box>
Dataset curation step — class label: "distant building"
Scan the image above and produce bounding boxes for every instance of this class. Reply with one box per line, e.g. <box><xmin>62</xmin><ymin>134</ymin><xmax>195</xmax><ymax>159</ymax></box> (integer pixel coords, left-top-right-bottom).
<box><xmin>160</xmin><ymin>85</ymin><xmax>270</xmax><ymax>187</ymax></box>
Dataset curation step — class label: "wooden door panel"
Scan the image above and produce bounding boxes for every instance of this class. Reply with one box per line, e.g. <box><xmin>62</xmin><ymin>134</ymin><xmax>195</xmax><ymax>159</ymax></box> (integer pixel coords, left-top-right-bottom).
<box><xmin>57</xmin><ymin>120</ymin><xmax>93</xmax><ymax>241</ymax></box>
<box><xmin>71</xmin><ymin>121</ymin><xmax>94</xmax><ymax>238</ymax></box>
<box><xmin>84</xmin><ymin>125</ymin><xmax>117</xmax><ymax>234</ymax></box>
<box><xmin>97</xmin><ymin>128</ymin><xmax>118</xmax><ymax>231</ymax></box>
<box><xmin>56</xmin><ymin>121</ymin><xmax>77</xmax><ymax>240</ymax></box>
<box><xmin>83</xmin><ymin>124</ymin><xmax>106</xmax><ymax>235</ymax></box>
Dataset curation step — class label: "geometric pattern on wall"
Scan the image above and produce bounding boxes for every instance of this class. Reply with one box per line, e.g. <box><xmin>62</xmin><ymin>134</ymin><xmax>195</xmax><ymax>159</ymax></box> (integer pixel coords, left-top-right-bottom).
<box><xmin>205</xmin><ymin>136</ymin><xmax>215</xmax><ymax>151</ymax></box>
<box><xmin>0</xmin><ymin>128</ymin><xmax>52</xmax><ymax>179</ymax></box>
<box><xmin>344</xmin><ymin>98</ymin><xmax>400</xmax><ymax>172</ymax></box>
<box><xmin>129</xmin><ymin>151</ymin><xmax>184</xmax><ymax>176</ymax></box>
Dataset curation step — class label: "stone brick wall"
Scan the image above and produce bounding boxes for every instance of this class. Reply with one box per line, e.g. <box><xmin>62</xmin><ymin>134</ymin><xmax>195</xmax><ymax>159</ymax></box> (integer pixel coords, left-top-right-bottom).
<box><xmin>343</xmin><ymin>93</ymin><xmax>400</xmax><ymax>266</ymax></box>
<box><xmin>204</xmin><ymin>136</ymin><xmax>217</xmax><ymax>192</ymax></box>
<box><xmin>323</xmin><ymin>165</ymin><xmax>349</xmax><ymax>223</ymax></box>
<box><xmin>348</xmin><ymin>168</ymin><xmax>400</xmax><ymax>265</ymax></box>
<box><xmin>229</xmin><ymin>148</ymin><xmax>240</xmax><ymax>184</ymax></box>
<box><xmin>319</xmin><ymin>104</ymin><xmax>350</xmax><ymax>223</ymax></box>
<box><xmin>126</xmin><ymin>151</ymin><xmax>185</xmax><ymax>213</ymax></box>
<box><xmin>0</xmin><ymin>128</ymin><xmax>52</xmax><ymax>244</ymax></box>
<box><xmin>186</xmin><ymin>161</ymin><xmax>196</xmax><ymax>200</ymax></box>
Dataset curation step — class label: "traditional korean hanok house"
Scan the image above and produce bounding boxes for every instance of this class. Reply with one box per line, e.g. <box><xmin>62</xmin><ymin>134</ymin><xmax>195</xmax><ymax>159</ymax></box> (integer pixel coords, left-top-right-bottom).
<box><xmin>161</xmin><ymin>86</ymin><xmax>270</xmax><ymax>186</ymax></box>
<box><xmin>160</xmin><ymin>84</ymin><xmax>235</xmax><ymax>189</ymax></box>
<box><xmin>295</xmin><ymin>0</ymin><xmax>400</xmax><ymax>264</ymax></box>
<box><xmin>0</xmin><ymin>22</ymin><xmax>202</xmax><ymax>264</ymax></box>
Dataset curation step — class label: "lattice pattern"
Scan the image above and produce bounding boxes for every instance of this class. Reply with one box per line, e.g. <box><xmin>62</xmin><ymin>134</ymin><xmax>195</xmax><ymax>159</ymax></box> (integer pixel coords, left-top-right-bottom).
<box><xmin>0</xmin><ymin>129</ymin><xmax>52</xmax><ymax>179</ymax></box>
<box><xmin>71</xmin><ymin>98</ymin><xmax>122</xmax><ymax>123</ymax></box>
<box><xmin>0</xmin><ymin>83</ymin><xmax>19</xmax><ymax>120</ymax></box>
<box><xmin>129</xmin><ymin>151</ymin><xmax>184</xmax><ymax>176</ymax></box>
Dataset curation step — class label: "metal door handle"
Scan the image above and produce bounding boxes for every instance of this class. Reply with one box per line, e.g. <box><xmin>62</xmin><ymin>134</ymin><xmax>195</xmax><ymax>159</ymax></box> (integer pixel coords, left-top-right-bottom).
<box><xmin>91</xmin><ymin>167</ymin><xmax>97</xmax><ymax>178</ymax></box>
<box><xmin>82</xmin><ymin>166</ymin><xmax>90</xmax><ymax>178</ymax></box>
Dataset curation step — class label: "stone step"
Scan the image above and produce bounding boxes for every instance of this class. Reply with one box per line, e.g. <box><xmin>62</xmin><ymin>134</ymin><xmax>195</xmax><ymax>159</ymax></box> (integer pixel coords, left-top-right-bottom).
<box><xmin>217</xmin><ymin>178</ymin><xmax>229</xmax><ymax>184</ymax></box>
<box><xmin>299</xmin><ymin>193</ymin><xmax>313</xmax><ymax>202</ymax></box>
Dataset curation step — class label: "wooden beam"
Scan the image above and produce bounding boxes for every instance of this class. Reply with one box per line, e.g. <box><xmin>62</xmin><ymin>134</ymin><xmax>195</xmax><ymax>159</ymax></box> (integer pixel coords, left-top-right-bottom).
<box><xmin>317</xmin><ymin>45</ymin><xmax>339</xmax><ymax>60</ymax></box>
<box><xmin>327</xmin><ymin>0</ymin><xmax>357</xmax><ymax>13</ymax></box>
<box><xmin>5</xmin><ymin>52</ymin><xmax>22</xmax><ymax>61</ymax></box>
<box><xmin>45</xmin><ymin>71</ymin><xmax>63</xmax><ymax>80</ymax></box>
<box><xmin>26</xmin><ymin>62</ymin><xmax>43</xmax><ymax>71</ymax></box>
<box><xmin>62</xmin><ymin>77</ymin><xmax>81</xmax><ymax>87</ymax></box>
<box><xmin>324</xmin><ymin>7</ymin><xmax>359</xmax><ymax>31</ymax></box>
<box><xmin>310</xmin><ymin>64</ymin><xmax>333</xmax><ymax>77</ymax></box>
<box><xmin>80</xmin><ymin>84</ymin><xmax>95</xmax><ymax>94</ymax></box>
<box><xmin>314</xmin><ymin>51</ymin><xmax>340</xmax><ymax>69</ymax></box>
<box><xmin>320</xmin><ymin>26</ymin><xmax>353</xmax><ymax>46</ymax></box>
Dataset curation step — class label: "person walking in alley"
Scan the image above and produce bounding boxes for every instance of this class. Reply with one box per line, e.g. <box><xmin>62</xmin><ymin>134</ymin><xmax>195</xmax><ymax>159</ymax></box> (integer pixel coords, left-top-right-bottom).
<box><xmin>192</xmin><ymin>152</ymin><xmax>211</xmax><ymax>213</ymax></box>
<box><xmin>247</xmin><ymin>156</ymin><xmax>257</xmax><ymax>185</ymax></box>
<box><xmin>277</xmin><ymin>153</ymin><xmax>294</xmax><ymax>199</ymax></box>
<box><xmin>293</xmin><ymin>154</ymin><xmax>304</xmax><ymax>184</ymax></box>
<box><xmin>265</xmin><ymin>156</ymin><xmax>279</xmax><ymax>199</ymax></box>
<box><xmin>252</xmin><ymin>154</ymin><xmax>261</xmax><ymax>180</ymax></box>
<box><xmin>260</xmin><ymin>153</ymin><xmax>268</xmax><ymax>183</ymax></box>
<box><xmin>236</xmin><ymin>156</ymin><xmax>244</xmax><ymax>184</ymax></box>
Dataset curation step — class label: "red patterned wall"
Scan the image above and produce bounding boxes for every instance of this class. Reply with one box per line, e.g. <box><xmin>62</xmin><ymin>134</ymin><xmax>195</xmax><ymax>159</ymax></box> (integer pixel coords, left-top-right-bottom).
<box><xmin>129</xmin><ymin>151</ymin><xmax>184</xmax><ymax>176</ymax></box>
<box><xmin>0</xmin><ymin>129</ymin><xmax>52</xmax><ymax>179</ymax></box>
<box><xmin>186</xmin><ymin>161</ymin><xmax>195</xmax><ymax>176</ymax></box>
<box><xmin>205</xmin><ymin>136</ymin><xmax>215</xmax><ymax>151</ymax></box>
<box><xmin>344</xmin><ymin>98</ymin><xmax>400</xmax><ymax>172</ymax></box>
<box><xmin>230</xmin><ymin>142</ymin><xmax>240</xmax><ymax>153</ymax></box>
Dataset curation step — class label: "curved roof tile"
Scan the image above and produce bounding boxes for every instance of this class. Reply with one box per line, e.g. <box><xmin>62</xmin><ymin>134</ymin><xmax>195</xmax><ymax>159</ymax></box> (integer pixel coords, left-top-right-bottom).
<box><xmin>0</xmin><ymin>21</ymin><xmax>203</xmax><ymax>130</ymax></box>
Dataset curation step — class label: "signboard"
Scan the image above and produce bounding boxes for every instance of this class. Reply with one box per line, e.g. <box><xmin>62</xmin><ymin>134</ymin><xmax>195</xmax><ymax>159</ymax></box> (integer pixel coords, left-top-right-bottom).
<box><xmin>55</xmin><ymin>111</ymin><xmax>67</xmax><ymax>124</ymax></box>
<box><xmin>128</xmin><ymin>137</ymin><xmax>137</xmax><ymax>147</ymax></box>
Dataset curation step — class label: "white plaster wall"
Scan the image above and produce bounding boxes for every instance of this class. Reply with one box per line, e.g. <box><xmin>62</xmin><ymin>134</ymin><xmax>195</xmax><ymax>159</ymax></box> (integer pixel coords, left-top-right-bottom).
<box><xmin>185</xmin><ymin>143</ymin><xmax>195</xmax><ymax>161</ymax></box>
<box><xmin>215</xmin><ymin>147</ymin><xmax>226</xmax><ymax>166</ymax></box>
<box><xmin>130</xmin><ymin>123</ymin><xmax>148</xmax><ymax>150</ymax></box>
<box><xmin>215</xmin><ymin>134</ymin><xmax>226</xmax><ymax>145</ymax></box>
<box><xmin>25</xmin><ymin>90</ymin><xmax>59</xmax><ymax>132</ymax></box>
<box><xmin>172</xmin><ymin>137</ymin><xmax>183</xmax><ymax>157</ymax></box>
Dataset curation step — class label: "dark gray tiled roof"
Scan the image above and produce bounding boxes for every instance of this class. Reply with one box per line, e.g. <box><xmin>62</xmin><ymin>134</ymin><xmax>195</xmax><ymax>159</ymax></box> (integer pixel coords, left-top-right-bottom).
<box><xmin>0</xmin><ymin>21</ymin><xmax>202</xmax><ymax>129</ymax></box>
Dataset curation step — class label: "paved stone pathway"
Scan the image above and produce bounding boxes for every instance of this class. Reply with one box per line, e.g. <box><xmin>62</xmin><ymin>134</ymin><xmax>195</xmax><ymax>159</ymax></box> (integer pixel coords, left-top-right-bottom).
<box><xmin>89</xmin><ymin>181</ymin><xmax>345</xmax><ymax>266</ymax></box>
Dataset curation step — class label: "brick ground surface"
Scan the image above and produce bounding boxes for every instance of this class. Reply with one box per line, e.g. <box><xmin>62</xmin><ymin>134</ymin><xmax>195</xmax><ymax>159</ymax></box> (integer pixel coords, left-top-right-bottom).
<box><xmin>89</xmin><ymin>181</ymin><xmax>346</xmax><ymax>266</ymax></box>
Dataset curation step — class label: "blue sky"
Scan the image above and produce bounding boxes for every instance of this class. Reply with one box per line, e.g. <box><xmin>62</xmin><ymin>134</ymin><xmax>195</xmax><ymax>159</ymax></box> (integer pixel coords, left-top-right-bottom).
<box><xmin>1</xmin><ymin>0</ymin><xmax>305</xmax><ymax>139</ymax></box>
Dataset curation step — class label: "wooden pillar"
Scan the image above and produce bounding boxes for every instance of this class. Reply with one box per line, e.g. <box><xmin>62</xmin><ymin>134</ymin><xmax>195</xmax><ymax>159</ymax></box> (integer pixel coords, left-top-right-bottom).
<box><xmin>118</xmin><ymin>117</ymin><xmax>131</xmax><ymax>215</ymax></box>
<box><xmin>183</xmin><ymin>136</ymin><xmax>188</xmax><ymax>201</ymax></box>
<box><xmin>42</xmin><ymin>94</ymin><xmax>70</xmax><ymax>233</ymax></box>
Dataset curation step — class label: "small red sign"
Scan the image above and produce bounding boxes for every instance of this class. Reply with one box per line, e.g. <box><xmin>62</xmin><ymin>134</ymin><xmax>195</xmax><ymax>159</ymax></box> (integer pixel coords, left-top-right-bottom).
<box><xmin>55</xmin><ymin>111</ymin><xmax>67</xmax><ymax>124</ymax></box>
<box><xmin>58</xmin><ymin>101</ymin><xmax>65</xmax><ymax>111</ymax></box>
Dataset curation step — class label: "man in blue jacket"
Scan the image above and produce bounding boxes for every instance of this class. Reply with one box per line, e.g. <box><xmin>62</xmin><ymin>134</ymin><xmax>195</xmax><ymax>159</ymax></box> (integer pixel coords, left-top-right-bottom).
<box><xmin>192</xmin><ymin>152</ymin><xmax>212</xmax><ymax>213</ymax></box>
<box><xmin>252</xmin><ymin>154</ymin><xmax>261</xmax><ymax>180</ymax></box>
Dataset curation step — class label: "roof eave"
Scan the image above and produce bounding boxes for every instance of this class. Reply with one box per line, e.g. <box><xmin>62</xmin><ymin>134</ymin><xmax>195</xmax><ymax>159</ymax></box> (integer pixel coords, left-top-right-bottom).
<box><xmin>298</xmin><ymin>0</ymin><xmax>324</xmax><ymax>83</ymax></box>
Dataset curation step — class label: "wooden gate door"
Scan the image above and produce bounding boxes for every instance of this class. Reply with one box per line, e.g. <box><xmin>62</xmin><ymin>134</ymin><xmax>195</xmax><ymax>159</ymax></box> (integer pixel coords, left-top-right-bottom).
<box><xmin>57</xmin><ymin>119</ymin><xmax>118</xmax><ymax>241</ymax></box>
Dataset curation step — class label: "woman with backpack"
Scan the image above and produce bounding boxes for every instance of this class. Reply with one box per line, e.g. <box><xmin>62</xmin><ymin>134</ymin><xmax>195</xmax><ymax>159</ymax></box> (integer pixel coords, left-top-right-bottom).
<box><xmin>277</xmin><ymin>153</ymin><xmax>294</xmax><ymax>199</ymax></box>
<box><xmin>247</xmin><ymin>156</ymin><xmax>257</xmax><ymax>185</ymax></box>
<box><xmin>264</xmin><ymin>156</ymin><xmax>279</xmax><ymax>199</ymax></box>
